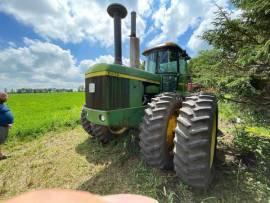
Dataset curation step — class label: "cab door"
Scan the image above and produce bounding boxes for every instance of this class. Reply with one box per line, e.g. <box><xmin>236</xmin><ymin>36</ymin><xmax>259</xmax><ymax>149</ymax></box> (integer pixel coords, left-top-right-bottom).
<box><xmin>157</xmin><ymin>50</ymin><xmax>179</xmax><ymax>92</ymax></box>
<box><xmin>161</xmin><ymin>74</ymin><xmax>178</xmax><ymax>92</ymax></box>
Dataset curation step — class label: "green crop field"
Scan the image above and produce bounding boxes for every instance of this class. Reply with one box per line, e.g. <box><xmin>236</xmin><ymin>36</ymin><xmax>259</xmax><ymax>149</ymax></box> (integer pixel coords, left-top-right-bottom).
<box><xmin>6</xmin><ymin>92</ymin><xmax>84</xmax><ymax>142</ymax></box>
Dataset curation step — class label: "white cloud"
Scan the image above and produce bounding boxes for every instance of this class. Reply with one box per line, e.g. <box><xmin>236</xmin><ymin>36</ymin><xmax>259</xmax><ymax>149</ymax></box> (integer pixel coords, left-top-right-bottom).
<box><xmin>149</xmin><ymin>0</ymin><xmax>210</xmax><ymax>47</ymax></box>
<box><xmin>0</xmin><ymin>0</ymin><xmax>237</xmax><ymax>55</ymax></box>
<box><xmin>148</xmin><ymin>0</ymin><xmax>232</xmax><ymax>54</ymax></box>
<box><xmin>0</xmin><ymin>38</ymin><xmax>82</xmax><ymax>90</ymax></box>
<box><xmin>187</xmin><ymin>10</ymin><xmax>216</xmax><ymax>52</ymax></box>
<box><xmin>138</xmin><ymin>0</ymin><xmax>153</xmax><ymax>17</ymax></box>
<box><xmin>0</xmin><ymin>0</ymin><xmax>153</xmax><ymax>47</ymax></box>
<box><xmin>188</xmin><ymin>1</ymin><xmax>242</xmax><ymax>54</ymax></box>
<box><xmin>79</xmin><ymin>55</ymin><xmax>130</xmax><ymax>73</ymax></box>
<box><xmin>187</xmin><ymin>0</ymin><xmax>232</xmax><ymax>53</ymax></box>
<box><xmin>0</xmin><ymin>39</ymin><xmax>132</xmax><ymax>90</ymax></box>
<box><xmin>79</xmin><ymin>55</ymin><xmax>114</xmax><ymax>73</ymax></box>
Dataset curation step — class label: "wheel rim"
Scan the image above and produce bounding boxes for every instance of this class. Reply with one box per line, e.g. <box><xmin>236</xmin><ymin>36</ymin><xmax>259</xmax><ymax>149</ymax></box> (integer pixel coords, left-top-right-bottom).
<box><xmin>210</xmin><ymin>111</ymin><xmax>217</xmax><ymax>168</ymax></box>
<box><xmin>166</xmin><ymin>112</ymin><xmax>178</xmax><ymax>150</ymax></box>
<box><xmin>108</xmin><ymin>127</ymin><xmax>128</xmax><ymax>135</ymax></box>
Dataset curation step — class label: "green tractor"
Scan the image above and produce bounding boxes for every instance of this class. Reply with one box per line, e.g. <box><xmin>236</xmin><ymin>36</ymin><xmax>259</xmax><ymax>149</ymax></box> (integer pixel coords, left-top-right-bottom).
<box><xmin>81</xmin><ymin>3</ymin><xmax>218</xmax><ymax>188</ymax></box>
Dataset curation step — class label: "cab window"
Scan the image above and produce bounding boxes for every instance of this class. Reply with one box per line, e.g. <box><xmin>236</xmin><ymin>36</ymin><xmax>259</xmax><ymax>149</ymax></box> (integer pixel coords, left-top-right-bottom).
<box><xmin>179</xmin><ymin>58</ymin><xmax>187</xmax><ymax>74</ymax></box>
<box><xmin>145</xmin><ymin>53</ymin><xmax>156</xmax><ymax>73</ymax></box>
<box><xmin>158</xmin><ymin>50</ymin><xmax>178</xmax><ymax>73</ymax></box>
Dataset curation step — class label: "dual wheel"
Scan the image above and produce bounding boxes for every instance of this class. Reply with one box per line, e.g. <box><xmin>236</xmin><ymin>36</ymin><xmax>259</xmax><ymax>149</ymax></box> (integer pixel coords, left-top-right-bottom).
<box><xmin>139</xmin><ymin>92</ymin><xmax>218</xmax><ymax>188</ymax></box>
<box><xmin>81</xmin><ymin>92</ymin><xmax>218</xmax><ymax>188</ymax></box>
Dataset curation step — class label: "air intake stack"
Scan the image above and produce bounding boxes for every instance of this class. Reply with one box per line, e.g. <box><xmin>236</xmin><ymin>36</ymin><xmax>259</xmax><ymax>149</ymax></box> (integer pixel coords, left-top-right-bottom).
<box><xmin>130</xmin><ymin>11</ymin><xmax>140</xmax><ymax>68</ymax></box>
<box><xmin>107</xmin><ymin>4</ymin><xmax>127</xmax><ymax>65</ymax></box>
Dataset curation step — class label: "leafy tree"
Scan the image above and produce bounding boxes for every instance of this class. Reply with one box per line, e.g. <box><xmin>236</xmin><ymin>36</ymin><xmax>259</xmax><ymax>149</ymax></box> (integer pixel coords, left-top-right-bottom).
<box><xmin>191</xmin><ymin>0</ymin><xmax>270</xmax><ymax>105</ymax></box>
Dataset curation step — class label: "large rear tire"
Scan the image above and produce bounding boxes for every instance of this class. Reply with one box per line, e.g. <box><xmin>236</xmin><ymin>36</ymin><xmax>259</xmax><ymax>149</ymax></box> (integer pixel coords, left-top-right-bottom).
<box><xmin>139</xmin><ymin>92</ymin><xmax>182</xmax><ymax>169</ymax></box>
<box><xmin>173</xmin><ymin>93</ymin><xmax>218</xmax><ymax>188</ymax></box>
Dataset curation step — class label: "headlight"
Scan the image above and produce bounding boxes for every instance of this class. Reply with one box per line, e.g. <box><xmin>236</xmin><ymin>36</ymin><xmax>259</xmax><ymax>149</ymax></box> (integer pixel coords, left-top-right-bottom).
<box><xmin>99</xmin><ymin>115</ymin><xmax>106</xmax><ymax>122</ymax></box>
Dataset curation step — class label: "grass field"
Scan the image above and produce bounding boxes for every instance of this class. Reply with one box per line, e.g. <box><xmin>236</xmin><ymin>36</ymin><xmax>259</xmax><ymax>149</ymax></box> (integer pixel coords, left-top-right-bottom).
<box><xmin>6</xmin><ymin>92</ymin><xmax>84</xmax><ymax>142</ymax></box>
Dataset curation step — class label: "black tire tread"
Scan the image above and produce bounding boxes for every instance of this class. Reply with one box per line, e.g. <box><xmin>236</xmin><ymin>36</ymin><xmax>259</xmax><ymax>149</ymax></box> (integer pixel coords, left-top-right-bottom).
<box><xmin>91</xmin><ymin>124</ymin><xmax>113</xmax><ymax>144</ymax></box>
<box><xmin>139</xmin><ymin>92</ymin><xmax>182</xmax><ymax>169</ymax></box>
<box><xmin>80</xmin><ymin>106</ymin><xmax>112</xmax><ymax>144</ymax></box>
<box><xmin>80</xmin><ymin>107</ymin><xmax>93</xmax><ymax>135</ymax></box>
<box><xmin>173</xmin><ymin>92</ymin><xmax>217</xmax><ymax>188</ymax></box>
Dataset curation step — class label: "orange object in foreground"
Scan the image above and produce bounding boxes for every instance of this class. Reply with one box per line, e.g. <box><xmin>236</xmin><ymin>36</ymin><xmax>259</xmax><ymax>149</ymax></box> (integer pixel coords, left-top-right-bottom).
<box><xmin>4</xmin><ymin>189</ymin><xmax>158</xmax><ymax>203</ymax></box>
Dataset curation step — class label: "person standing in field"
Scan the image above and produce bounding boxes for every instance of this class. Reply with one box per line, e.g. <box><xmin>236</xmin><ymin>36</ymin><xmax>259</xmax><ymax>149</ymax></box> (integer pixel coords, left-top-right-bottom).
<box><xmin>0</xmin><ymin>92</ymin><xmax>14</xmax><ymax>160</ymax></box>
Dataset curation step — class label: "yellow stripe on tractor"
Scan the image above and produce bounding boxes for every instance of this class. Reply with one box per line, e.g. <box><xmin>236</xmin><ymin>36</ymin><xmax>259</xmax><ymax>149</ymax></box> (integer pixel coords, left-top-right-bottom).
<box><xmin>86</xmin><ymin>71</ymin><xmax>160</xmax><ymax>84</ymax></box>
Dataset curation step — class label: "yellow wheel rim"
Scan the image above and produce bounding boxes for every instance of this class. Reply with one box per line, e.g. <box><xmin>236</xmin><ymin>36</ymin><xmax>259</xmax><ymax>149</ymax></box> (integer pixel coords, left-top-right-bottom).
<box><xmin>210</xmin><ymin>111</ymin><xmax>217</xmax><ymax>168</ymax></box>
<box><xmin>166</xmin><ymin>112</ymin><xmax>178</xmax><ymax>150</ymax></box>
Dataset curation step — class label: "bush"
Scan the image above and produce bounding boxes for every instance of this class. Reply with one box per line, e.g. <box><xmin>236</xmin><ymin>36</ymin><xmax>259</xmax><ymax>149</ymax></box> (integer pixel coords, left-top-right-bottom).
<box><xmin>234</xmin><ymin>126</ymin><xmax>270</xmax><ymax>165</ymax></box>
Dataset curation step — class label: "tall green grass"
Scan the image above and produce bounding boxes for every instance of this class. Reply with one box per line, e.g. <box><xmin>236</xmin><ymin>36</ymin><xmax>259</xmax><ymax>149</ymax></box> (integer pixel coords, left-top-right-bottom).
<box><xmin>6</xmin><ymin>92</ymin><xmax>84</xmax><ymax>141</ymax></box>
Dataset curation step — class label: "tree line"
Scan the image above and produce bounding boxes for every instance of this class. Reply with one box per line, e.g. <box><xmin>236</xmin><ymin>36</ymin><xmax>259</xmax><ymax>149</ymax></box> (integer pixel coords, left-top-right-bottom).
<box><xmin>3</xmin><ymin>86</ymin><xmax>85</xmax><ymax>94</ymax></box>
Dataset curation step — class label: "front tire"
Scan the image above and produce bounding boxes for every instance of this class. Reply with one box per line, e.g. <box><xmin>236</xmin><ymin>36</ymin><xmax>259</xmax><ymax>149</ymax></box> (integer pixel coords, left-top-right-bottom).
<box><xmin>139</xmin><ymin>92</ymin><xmax>182</xmax><ymax>169</ymax></box>
<box><xmin>91</xmin><ymin>124</ymin><xmax>113</xmax><ymax>144</ymax></box>
<box><xmin>80</xmin><ymin>107</ymin><xmax>112</xmax><ymax>144</ymax></box>
<box><xmin>173</xmin><ymin>93</ymin><xmax>218</xmax><ymax>188</ymax></box>
<box><xmin>81</xmin><ymin>107</ymin><xmax>93</xmax><ymax>135</ymax></box>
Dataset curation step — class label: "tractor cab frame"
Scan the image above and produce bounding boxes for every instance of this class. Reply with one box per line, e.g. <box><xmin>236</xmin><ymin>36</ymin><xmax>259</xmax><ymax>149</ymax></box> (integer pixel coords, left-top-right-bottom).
<box><xmin>143</xmin><ymin>42</ymin><xmax>191</xmax><ymax>92</ymax></box>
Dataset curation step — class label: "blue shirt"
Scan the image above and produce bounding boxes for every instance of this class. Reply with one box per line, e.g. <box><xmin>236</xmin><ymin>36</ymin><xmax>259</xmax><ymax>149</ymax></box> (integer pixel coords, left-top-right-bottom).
<box><xmin>0</xmin><ymin>104</ymin><xmax>14</xmax><ymax>126</ymax></box>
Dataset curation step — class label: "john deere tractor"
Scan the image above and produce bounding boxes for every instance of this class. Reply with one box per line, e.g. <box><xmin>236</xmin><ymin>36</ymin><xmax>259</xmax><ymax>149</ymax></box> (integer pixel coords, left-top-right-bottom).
<box><xmin>81</xmin><ymin>3</ymin><xmax>218</xmax><ymax>188</ymax></box>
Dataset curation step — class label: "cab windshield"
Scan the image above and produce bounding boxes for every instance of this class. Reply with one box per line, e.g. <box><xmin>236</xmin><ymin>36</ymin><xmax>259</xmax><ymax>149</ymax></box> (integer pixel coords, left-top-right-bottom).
<box><xmin>144</xmin><ymin>49</ymin><xmax>179</xmax><ymax>74</ymax></box>
<box><xmin>157</xmin><ymin>50</ymin><xmax>178</xmax><ymax>73</ymax></box>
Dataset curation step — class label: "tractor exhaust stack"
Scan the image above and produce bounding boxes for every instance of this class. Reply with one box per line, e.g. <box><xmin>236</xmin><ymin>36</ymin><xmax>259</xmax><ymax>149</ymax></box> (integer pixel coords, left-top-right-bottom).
<box><xmin>107</xmin><ymin>3</ymin><xmax>127</xmax><ymax>65</ymax></box>
<box><xmin>130</xmin><ymin>11</ymin><xmax>136</xmax><ymax>37</ymax></box>
<box><xmin>130</xmin><ymin>11</ymin><xmax>140</xmax><ymax>68</ymax></box>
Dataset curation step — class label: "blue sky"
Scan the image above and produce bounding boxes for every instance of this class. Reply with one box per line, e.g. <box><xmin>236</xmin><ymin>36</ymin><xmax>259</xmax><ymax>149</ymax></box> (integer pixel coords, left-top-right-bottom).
<box><xmin>0</xmin><ymin>0</ymin><xmax>232</xmax><ymax>90</ymax></box>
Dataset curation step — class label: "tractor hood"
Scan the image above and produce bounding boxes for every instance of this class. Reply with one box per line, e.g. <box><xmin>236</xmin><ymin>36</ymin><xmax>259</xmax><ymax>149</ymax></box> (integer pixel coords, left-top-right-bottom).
<box><xmin>85</xmin><ymin>63</ymin><xmax>160</xmax><ymax>84</ymax></box>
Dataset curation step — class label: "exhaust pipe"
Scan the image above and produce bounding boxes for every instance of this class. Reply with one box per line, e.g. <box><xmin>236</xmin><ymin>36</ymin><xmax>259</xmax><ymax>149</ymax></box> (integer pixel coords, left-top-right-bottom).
<box><xmin>130</xmin><ymin>11</ymin><xmax>136</xmax><ymax>37</ymax></box>
<box><xmin>130</xmin><ymin>11</ymin><xmax>140</xmax><ymax>68</ymax></box>
<box><xmin>107</xmin><ymin>3</ymin><xmax>127</xmax><ymax>65</ymax></box>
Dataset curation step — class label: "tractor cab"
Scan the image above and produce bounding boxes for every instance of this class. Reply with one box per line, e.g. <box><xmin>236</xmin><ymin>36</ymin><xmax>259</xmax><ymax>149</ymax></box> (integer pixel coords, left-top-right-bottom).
<box><xmin>143</xmin><ymin>42</ymin><xmax>191</xmax><ymax>92</ymax></box>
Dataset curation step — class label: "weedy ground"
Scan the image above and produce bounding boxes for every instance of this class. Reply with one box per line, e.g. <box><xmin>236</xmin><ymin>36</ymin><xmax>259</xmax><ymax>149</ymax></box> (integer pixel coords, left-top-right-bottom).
<box><xmin>0</xmin><ymin>93</ymin><xmax>269</xmax><ymax>202</ymax></box>
<box><xmin>0</xmin><ymin>126</ymin><xmax>269</xmax><ymax>202</ymax></box>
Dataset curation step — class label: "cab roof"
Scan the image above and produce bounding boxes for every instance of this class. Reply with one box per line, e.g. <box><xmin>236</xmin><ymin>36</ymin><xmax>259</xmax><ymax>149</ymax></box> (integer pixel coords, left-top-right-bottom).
<box><xmin>142</xmin><ymin>42</ymin><xmax>190</xmax><ymax>60</ymax></box>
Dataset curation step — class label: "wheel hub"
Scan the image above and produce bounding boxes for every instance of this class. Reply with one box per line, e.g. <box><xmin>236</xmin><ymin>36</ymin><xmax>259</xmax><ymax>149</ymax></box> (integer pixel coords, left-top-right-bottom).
<box><xmin>108</xmin><ymin>127</ymin><xmax>128</xmax><ymax>135</ymax></box>
<box><xmin>166</xmin><ymin>112</ymin><xmax>178</xmax><ymax>150</ymax></box>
